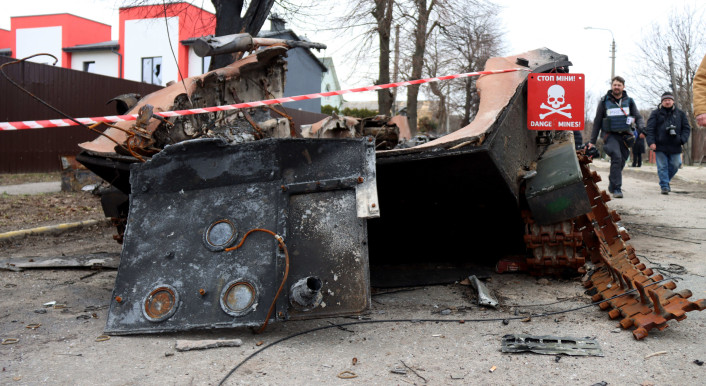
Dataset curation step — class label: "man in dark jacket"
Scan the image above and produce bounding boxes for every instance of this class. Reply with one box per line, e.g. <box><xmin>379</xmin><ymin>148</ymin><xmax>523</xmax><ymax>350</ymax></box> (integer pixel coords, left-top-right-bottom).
<box><xmin>645</xmin><ymin>92</ymin><xmax>691</xmax><ymax>194</ymax></box>
<box><xmin>631</xmin><ymin>126</ymin><xmax>646</xmax><ymax>167</ymax></box>
<box><xmin>587</xmin><ymin>76</ymin><xmax>645</xmax><ymax>198</ymax></box>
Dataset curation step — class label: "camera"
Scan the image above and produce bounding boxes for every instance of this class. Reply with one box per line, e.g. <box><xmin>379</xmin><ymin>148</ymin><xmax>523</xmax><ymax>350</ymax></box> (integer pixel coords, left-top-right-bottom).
<box><xmin>579</xmin><ymin>143</ymin><xmax>599</xmax><ymax>158</ymax></box>
<box><xmin>667</xmin><ymin>125</ymin><xmax>677</xmax><ymax>136</ymax></box>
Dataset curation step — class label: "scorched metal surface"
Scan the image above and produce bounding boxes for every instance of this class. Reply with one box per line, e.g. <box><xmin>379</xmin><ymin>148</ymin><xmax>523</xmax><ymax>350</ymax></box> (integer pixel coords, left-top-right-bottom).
<box><xmin>105</xmin><ymin>137</ymin><xmax>377</xmax><ymax>334</ymax></box>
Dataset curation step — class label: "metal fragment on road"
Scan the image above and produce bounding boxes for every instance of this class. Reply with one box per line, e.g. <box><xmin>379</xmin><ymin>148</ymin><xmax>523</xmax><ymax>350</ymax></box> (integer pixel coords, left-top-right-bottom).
<box><xmin>501</xmin><ymin>334</ymin><xmax>603</xmax><ymax>356</ymax></box>
<box><xmin>467</xmin><ymin>275</ymin><xmax>498</xmax><ymax>308</ymax></box>
<box><xmin>175</xmin><ymin>339</ymin><xmax>243</xmax><ymax>352</ymax></box>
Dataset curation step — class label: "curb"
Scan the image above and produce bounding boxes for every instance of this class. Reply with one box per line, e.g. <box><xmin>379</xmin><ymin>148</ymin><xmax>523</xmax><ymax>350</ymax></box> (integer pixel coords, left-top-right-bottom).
<box><xmin>0</xmin><ymin>219</ymin><xmax>109</xmax><ymax>242</ymax></box>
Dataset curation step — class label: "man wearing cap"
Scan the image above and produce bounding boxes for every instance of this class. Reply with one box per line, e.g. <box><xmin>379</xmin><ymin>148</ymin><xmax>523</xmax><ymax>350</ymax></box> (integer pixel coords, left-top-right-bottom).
<box><xmin>588</xmin><ymin>76</ymin><xmax>644</xmax><ymax>198</ymax></box>
<box><xmin>645</xmin><ymin>92</ymin><xmax>691</xmax><ymax>194</ymax></box>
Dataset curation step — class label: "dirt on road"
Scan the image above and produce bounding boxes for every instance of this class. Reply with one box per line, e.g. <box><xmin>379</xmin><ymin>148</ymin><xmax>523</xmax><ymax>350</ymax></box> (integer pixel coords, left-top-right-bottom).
<box><xmin>1</xmin><ymin>160</ymin><xmax>705</xmax><ymax>385</ymax></box>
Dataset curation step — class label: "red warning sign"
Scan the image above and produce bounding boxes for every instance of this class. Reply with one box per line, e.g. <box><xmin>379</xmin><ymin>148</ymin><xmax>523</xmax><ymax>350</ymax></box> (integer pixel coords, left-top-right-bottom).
<box><xmin>527</xmin><ymin>73</ymin><xmax>585</xmax><ymax>130</ymax></box>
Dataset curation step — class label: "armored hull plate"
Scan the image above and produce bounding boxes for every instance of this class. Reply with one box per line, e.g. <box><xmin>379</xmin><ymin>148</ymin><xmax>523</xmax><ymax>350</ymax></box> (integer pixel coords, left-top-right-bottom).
<box><xmin>105</xmin><ymin>138</ymin><xmax>377</xmax><ymax>334</ymax></box>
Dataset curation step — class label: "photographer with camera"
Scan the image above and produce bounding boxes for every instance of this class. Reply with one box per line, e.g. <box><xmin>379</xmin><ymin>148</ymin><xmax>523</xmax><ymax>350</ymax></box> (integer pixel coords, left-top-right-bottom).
<box><xmin>645</xmin><ymin>92</ymin><xmax>691</xmax><ymax>194</ymax></box>
<box><xmin>588</xmin><ymin>76</ymin><xmax>644</xmax><ymax>198</ymax></box>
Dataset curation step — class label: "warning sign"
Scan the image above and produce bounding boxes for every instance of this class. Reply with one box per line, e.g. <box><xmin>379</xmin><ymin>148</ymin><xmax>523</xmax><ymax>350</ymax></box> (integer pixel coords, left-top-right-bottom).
<box><xmin>527</xmin><ymin>73</ymin><xmax>585</xmax><ymax>130</ymax></box>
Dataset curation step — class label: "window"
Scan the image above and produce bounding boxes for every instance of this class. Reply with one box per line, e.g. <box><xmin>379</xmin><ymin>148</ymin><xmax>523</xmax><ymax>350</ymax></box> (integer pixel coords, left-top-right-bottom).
<box><xmin>202</xmin><ymin>56</ymin><xmax>211</xmax><ymax>74</ymax></box>
<box><xmin>83</xmin><ymin>61</ymin><xmax>95</xmax><ymax>72</ymax></box>
<box><xmin>141</xmin><ymin>57</ymin><xmax>162</xmax><ymax>85</ymax></box>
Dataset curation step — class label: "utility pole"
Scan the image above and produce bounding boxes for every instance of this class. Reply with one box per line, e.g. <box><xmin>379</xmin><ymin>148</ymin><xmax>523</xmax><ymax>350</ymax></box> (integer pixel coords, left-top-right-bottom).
<box><xmin>610</xmin><ymin>38</ymin><xmax>616</xmax><ymax>79</ymax></box>
<box><xmin>668</xmin><ymin>46</ymin><xmax>678</xmax><ymax>108</ymax></box>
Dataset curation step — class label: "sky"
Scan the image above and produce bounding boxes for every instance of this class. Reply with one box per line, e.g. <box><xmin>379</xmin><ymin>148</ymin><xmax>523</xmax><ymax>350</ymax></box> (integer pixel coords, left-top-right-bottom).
<box><xmin>2</xmin><ymin>0</ymin><xmax>704</xmax><ymax>109</ymax></box>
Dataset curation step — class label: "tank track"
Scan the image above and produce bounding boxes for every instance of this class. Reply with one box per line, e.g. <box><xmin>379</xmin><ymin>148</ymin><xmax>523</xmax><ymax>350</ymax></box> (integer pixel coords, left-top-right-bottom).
<box><xmin>523</xmin><ymin>212</ymin><xmax>585</xmax><ymax>275</ymax></box>
<box><xmin>524</xmin><ymin>152</ymin><xmax>705</xmax><ymax>339</ymax></box>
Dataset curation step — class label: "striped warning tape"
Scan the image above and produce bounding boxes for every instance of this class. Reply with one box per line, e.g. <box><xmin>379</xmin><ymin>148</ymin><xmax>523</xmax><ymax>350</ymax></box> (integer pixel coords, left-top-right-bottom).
<box><xmin>0</xmin><ymin>68</ymin><xmax>528</xmax><ymax>130</ymax></box>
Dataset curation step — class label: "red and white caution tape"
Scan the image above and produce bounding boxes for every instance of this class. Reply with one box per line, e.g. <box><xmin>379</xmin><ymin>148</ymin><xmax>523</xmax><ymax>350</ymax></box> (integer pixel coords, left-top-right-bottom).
<box><xmin>0</xmin><ymin>68</ymin><xmax>527</xmax><ymax>130</ymax></box>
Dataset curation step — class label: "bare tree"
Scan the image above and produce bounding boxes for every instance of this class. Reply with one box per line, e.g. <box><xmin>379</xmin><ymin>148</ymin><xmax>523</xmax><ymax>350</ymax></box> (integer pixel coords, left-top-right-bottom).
<box><xmin>398</xmin><ymin>0</ymin><xmax>500</xmax><ymax>134</ymax></box>
<box><xmin>423</xmin><ymin>31</ymin><xmax>453</xmax><ymax>133</ymax></box>
<box><xmin>334</xmin><ymin>1</ymin><xmax>397</xmax><ymax>116</ymax></box>
<box><xmin>372</xmin><ymin>0</ymin><xmax>395</xmax><ymax>116</ymax></box>
<box><xmin>632</xmin><ymin>4</ymin><xmax>706</xmax><ymax>164</ymax></box>
<box><xmin>417</xmin><ymin>2</ymin><xmax>501</xmax><ymax>133</ymax></box>
<box><xmin>440</xmin><ymin>2</ymin><xmax>502</xmax><ymax>127</ymax></box>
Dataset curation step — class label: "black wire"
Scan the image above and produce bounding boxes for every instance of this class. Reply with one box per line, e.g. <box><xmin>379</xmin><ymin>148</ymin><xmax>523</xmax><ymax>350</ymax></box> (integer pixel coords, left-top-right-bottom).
<box><xmin>217</xmin><ymin>277</ymin><xmax>677</xmax><ymax>385</ymax></box>
<box><xmin>0</xmin><ymin>54</ymin><xmax>94</xmax><ymax>130</ymax></box>
<box><xmin>636</xmin><ymin>254</ymin><xmax>691</xmax><ymax>276</ymax></box>
<box><xmin>372</xmin><ymin>286</ymin><xmax>431</xmax><ymax>297</ymax></box>
<box><xmin>629</xmin><ymin>229</ymin><xmax>702</xmax><ymax>244</ymax></box>
<box><xmin>505</xmin><ymin>295</ymin><xmax>585</xmax><ymax>308</ymax></box>
<box><xmin>162</xmin><ymin>1</ymin><xmax>192</xmax><ymax>106</ymax></box>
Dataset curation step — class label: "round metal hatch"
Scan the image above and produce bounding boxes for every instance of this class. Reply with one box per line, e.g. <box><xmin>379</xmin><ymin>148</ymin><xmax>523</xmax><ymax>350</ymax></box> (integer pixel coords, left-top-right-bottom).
<box><xmin>203</xmin><ymin>219</ymin><xmax>238</xmax><ymax>251</ymax></box>
<box><xmin>143</xmin><ymin>285</ymin><xmax>179</xmax><ymax>322</ymax></box>
<box><xmin>220</xmin><ymin>280</ymin><xmax>258</xmax><ymax>316</ymax></box>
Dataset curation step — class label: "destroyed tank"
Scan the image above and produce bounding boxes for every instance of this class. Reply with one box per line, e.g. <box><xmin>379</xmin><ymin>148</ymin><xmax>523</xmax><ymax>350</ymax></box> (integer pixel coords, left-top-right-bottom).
<box><xmin>75</xmin><ymin>41</ymin><xmax>705</xmax><ymax>339</ymax></box>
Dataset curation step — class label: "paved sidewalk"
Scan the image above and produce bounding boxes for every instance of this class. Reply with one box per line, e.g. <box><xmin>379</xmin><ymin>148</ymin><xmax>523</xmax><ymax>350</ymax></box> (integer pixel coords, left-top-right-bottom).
<box><xmin>0</xmin><ymin>181</ymin><xmax>61</xmax><ymax>195</ymax></box>
<box><xmin>591</xmin><ymin>158</ymin><xmax>706</xmax><ymax>184</ymax></box>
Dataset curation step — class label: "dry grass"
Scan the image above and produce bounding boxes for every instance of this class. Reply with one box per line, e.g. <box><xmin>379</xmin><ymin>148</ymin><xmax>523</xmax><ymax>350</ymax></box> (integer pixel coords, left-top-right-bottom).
<box><xmin>0</xmin><ymin>191</ymin><xmax>103</xmax><ymax>232</ymax></box>
<box><xmin>0</xmin><ymin>172</ymin><xmax>62</xmax><ymax>186</ymax></box>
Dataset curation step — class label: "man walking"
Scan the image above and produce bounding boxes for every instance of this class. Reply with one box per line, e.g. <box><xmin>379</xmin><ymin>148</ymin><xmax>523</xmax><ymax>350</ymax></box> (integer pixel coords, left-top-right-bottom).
<box><xmin>631</xmin><ymin>126</ymin><xmax>646</xmax><ymax>167</ymax></box>
<box><xmin>645</xmin><ymin>92</ymin><xmax>691</xmax><ymax>194</ymax></box>
<box><xmin>588</xmin><ymin>76</ymin><xmax>645</xmax><ymax>198</ymax></box>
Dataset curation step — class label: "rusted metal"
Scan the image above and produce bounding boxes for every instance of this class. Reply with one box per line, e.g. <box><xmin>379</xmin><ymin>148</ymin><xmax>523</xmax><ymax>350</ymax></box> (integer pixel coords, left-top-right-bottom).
<box><xmin>59</xmin><ymin>155</ymin><xmax>102</xmax><ymax>192</ymax></box>
<box><xmin>301</xmin><ymin>114</ymin><xmax>406</xmax><ymax>150</ymax></box>
<box><xmin>79</xmin><ymin>46</ymin><xmax>290</xmax><ymax>158</ymax></box>
<box><xmin>523</xmin><ymin>212</ymin><xmax>585</xmax><ymax>275</ymax></box>
<box><xmin>143</xmin><ymin>286</ymin><xmax>178</xmax><ymax>322</ymax></box>
<box><xmin>575</xmin><ymin>153</ymin><xmax>706</xmax><ymax>339</ymax></box>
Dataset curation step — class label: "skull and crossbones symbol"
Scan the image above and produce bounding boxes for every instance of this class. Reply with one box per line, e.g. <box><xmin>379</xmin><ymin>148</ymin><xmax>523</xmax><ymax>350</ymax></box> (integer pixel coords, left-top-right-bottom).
<box><xmin>540</xmin><ymin>85</ymin><xmax>572</xmax><ymax>119</ymax></box>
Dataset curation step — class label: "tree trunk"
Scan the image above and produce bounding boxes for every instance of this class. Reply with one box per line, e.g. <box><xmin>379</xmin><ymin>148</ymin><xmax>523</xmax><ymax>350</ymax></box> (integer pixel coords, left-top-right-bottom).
<box><xmin>209</xmin><ymin>0</ymin><xmax>275</xmax><ymax>70</ymax></box>
<box><xmin>210</xmin><ymin>0</ymin><xmax>244</xmax><ymax>70</ymax></box>
<box><xmin>428</xmin><ymin>81</ymin><xmax>446</xmax><ymax>133</ymax></box>
<box><xmin>242</xmin><ymin>0</ymin><xmax>276</xmax><ymax>35</ymax></box>
<box><xmin>374</xmin><ymin>0</ymin><xmax>394</xmax><ymax>116</ymax></box>
<box><xmin>461</xmin><ymin>77</ymin><xmax>472</xmax><ymax>126</ymax></box>
<box><xmin>407</xmin><ymin>0</ymin><xmax>434</xmax><ymax>135</ymax></box>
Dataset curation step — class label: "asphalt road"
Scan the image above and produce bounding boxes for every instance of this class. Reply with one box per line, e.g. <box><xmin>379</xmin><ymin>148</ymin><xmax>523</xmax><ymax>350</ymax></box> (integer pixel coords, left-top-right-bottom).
<box><xmin>1</xmin><ymin>161</ymin><xmax>705</xmax><ymax>385</ymax></box>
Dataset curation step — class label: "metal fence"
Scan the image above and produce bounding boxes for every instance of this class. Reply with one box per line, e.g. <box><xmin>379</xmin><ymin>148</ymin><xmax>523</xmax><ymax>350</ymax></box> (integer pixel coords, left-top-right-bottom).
<box><xmin>0</xmin><ymin>56</ymin><xmax>162</xmax><ymax>173</ymax></box>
